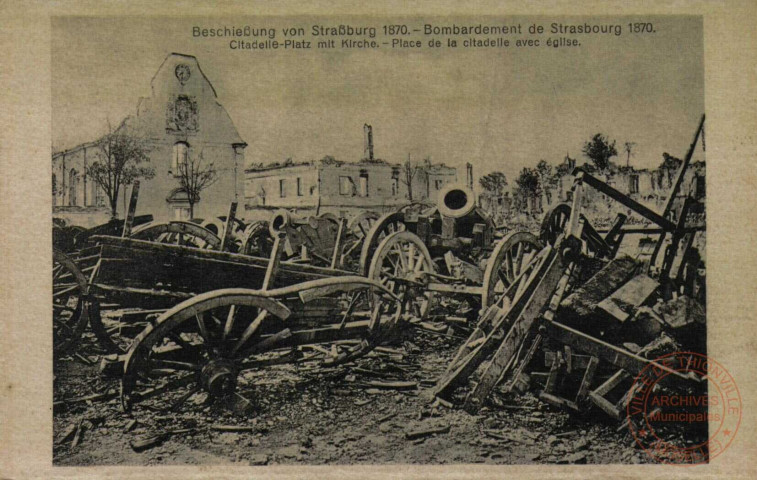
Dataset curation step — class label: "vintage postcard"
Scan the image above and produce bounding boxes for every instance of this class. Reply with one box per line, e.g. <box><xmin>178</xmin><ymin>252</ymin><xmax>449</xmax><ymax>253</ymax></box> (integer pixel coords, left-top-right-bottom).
<box><xmin>1</xmin><ymin>2</ymin><xmax>756</xmax><ymax>479</ymax></box>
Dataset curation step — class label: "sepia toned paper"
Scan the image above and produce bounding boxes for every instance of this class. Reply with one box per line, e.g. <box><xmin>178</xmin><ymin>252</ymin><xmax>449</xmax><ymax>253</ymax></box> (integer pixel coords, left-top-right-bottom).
<box><xmin>1</xmin><ymin>1</ymin><xmax>756</xmax><ymax>479</ymax></box>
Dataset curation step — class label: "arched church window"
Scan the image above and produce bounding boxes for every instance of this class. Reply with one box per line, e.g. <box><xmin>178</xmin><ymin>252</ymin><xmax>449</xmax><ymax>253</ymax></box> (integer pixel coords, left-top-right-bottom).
<box><xmin>68</xmin><ymin>169</ymin><xmax>78</xmax><ymax>206</ymax></box>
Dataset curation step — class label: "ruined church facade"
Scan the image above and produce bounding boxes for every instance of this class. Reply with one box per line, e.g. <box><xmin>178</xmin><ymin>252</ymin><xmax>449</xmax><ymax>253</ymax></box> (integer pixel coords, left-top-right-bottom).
<box><xmin>53</xmin><ymin>53</ymin><xmax>246</xmax><ymax>226</ymax></box>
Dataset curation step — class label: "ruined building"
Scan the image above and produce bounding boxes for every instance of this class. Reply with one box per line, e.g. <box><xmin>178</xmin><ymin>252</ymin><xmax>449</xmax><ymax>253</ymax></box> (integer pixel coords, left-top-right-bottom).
<box><xmin>53</xmin><ymin>53</ymin><xmax>246</xmax><ymax>226</ymax></box>
<box><xmin>244</xmin><ymin>125</ymin><xmax>457</xmax><ymax>220</ymax></box>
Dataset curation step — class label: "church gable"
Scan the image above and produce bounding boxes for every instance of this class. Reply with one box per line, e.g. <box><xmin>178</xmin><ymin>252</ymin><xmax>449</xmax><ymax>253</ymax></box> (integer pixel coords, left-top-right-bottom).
<box><xmin>128</xmin><ymin>53</ymin><xmax>244</xmax><ymax>146</ymax></box>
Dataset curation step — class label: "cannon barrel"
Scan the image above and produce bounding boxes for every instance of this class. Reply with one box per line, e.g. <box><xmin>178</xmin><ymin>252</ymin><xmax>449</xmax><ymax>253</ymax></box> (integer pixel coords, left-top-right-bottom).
<box><xmin>437</xmin><ymin>184</ymin><xmax>477</xmax><ymax>219</ymax></box>
<box><xmin>269</xmin><ymin>209</ymin><xmax>295</xmax><ymax>237</ymax></box>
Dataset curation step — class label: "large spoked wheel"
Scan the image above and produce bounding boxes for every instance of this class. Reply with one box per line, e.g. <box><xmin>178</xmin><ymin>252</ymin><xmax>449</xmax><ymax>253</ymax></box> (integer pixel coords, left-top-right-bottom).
<box><xmin>540</xmin><ymin>203</ymin><xmax>571</xmax><ymax>247</ymax></box>
<box><xmin>340</xmin><ymin>212</ymin><xmax>379</xmax><ymax>271</ymax></box>
<box><xmin>368</xmin><ymin>231</ymin><xmax>435</xmax><ymax>320</ymax></box>
<box><xmin>359</xmin><ymin>212</ymin><xmax>406</xmax><ymax>275</ymax></box>
<box><xmin>53</xmin><ymin>248</ymin><xmax>89</xmax><ymax>356</ymax></box>
<box><xmin>121</xmin><ymin>277</ymin><xmax>402</xmax><ymax>413</ymax></box>
<box><xmin>481</xmin><ymin>232</ymin><xmax>543</xmax><ymax>308</ymax></box>
<box><xmin>241</xmin><ymin>220</ymin><xmax>274</xmax><ymax>258</ymax></box>
<box><xmin>130</xmin><ymin>221</ymin><xmax>221</xmax><ymax>250</ymax></box>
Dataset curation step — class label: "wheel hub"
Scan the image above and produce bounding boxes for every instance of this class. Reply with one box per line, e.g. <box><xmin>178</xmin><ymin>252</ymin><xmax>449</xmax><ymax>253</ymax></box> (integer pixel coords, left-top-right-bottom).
<box><xmin>200</xmin><ymin>359</ymin><xmax>238</xmax><ymax>398</ymax></box>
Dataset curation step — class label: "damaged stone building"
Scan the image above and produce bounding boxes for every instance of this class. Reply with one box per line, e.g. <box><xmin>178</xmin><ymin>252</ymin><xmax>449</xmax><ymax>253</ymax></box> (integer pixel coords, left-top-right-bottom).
<box><xmin>53</xmin><ymin>53</ymin><xmax>246</xmax><ymax>226</ymax></box>
<box><xmin>244</xmin><ymin>125</ymin><xmax>457</xmax><ymax>220</ymax></box>
<box><xmin>479</xmin><ymin>154</ymin><xmax>706</xmax><ymax>226</ymax></box>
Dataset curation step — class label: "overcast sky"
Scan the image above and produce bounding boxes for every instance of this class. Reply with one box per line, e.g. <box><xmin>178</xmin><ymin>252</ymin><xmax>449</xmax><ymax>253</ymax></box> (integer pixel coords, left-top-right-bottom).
<box><xmin>52</xmin><ymin>16</ymin><xmax>704</xmax><ymax>182</ymax></box>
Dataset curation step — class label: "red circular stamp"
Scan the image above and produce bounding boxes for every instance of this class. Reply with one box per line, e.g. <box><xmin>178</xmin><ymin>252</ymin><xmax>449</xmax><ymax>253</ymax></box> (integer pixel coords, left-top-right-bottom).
<box><xmin>626</xmin><ymin>352</ymin><xmax>741</xmax><ymax>465</ymax></box>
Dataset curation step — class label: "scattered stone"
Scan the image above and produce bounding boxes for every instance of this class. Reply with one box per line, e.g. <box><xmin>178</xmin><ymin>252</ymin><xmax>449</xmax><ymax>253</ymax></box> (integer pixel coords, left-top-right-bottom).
<box><xmin>216</xmin><ymin>433</ymin><xmax>241</xmax><ymax>445</ymax></box>
<box><xmin>123</xmin><ymin>419</ymin><xmax>138</xmax><ymax>433</ymax></box>
<box><xmin>249</xmin><ymin>453</ymin><xmax>268</xmax><ymax>465</ymax></box>
<box><xmin>278</xmin><ymin>445</ymin><xmax>300</xmax><ymax>459</ymax></box>
<box><xmin>558</xmin><ymin>451</ymin><xmax>588</xmax><ymax>464</ymax></box>
<box><xmin>483</xmin><ymin>418</ymin><xmax>498</xmax><ymax>429</ymax></box>
<box><xmin>405</xmin><ymin>423</ymin><xmax>451</xmax><ymax>440</ymax></box>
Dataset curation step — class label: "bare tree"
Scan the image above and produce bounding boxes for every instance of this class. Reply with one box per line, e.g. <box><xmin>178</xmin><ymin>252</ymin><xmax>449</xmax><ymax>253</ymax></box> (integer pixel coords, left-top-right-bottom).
<box><xmin>401</xmin><ymin>154</ymin><xmax>419</xmax><ymax>201</ymax></box>
<box><xmin>177</xmin><ymin>150</ymin><xmax>218</xmax><ymax>219</ymax></box>
<box><xmin>86</xmin><ymin>124</ymin><xmax>155</xmax><ymax>219</ymax></box>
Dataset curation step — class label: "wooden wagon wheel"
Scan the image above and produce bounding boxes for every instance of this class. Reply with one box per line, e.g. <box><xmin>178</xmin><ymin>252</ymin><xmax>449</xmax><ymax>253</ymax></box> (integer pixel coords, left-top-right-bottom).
<box><xmin>130</xmin><ymin>221</ymin><xmax>221</xmax><ymax>250</ymax></box>
<box><xmin>358</xmin><ymin>212</ymin><xmax>406</xmax><ymax>275</ymax></box>
<box><xmin>481</xmin><ymin>232</ymin><xmax>543</xmax><ymax>308</ymax></box>
<box><xmin>540</xmin><ymin>204</ymin><xmax>610</xmax><ymax>258</ymax></box>
<box><xmin>339</xmin><ymin>211</ymin><xmax>379</xmax><ymax>271</ymax></box>
<box><xmin>540</xmin><ymin>203</ymin><xmax>571</xmax><ymax>247</ymax></box>
<box><xmin>53</xmin><ymin>248</ymin><xmax>89</xmax><ymax>356</ymax></box>
<box><xmin>368</xmin><ymin>231</ymin><xmax>435</xmax><ymax>320</ymax></box>
<box><xmin>241</xmin><ymin>220</ymin><xmax>273</xmax><ymax>258</ymax></box>
<box><xmin>121</xmin><ymin>277</ymin><xmax>402</xmax><ymax>413</ymax></box>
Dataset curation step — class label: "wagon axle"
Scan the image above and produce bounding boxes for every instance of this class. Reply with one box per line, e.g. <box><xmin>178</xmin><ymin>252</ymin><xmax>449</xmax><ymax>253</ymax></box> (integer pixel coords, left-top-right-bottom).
<box><xmin>200</xmin><ymin>359</ymin><xmax>238</xmax><ymax>398</ymax></box>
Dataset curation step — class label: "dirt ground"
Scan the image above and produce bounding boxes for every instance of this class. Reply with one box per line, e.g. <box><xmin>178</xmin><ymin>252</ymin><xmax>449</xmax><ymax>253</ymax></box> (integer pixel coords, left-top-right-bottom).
<box><xmin>53</xmin><ymin>326</ymin><xmax>651</xmax><ymax>467</ymax></box>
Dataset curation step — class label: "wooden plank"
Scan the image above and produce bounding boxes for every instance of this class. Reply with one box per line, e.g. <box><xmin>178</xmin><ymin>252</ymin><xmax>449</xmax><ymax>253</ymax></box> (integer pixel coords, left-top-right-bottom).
<box><xmin>262</xmin><ymin>233</ymin><xmax>285</xmax><ymax>291</ymax></box>
<box><xmin>505</xmin><ymin>334</ymin><xmax>542</xmax><ymax>394</ymax></box>
<box><xmin>576</xmin><ymin>356</ymin><xmax>599</xmax><ymax>401</ymax></box>
<box><xmin>330</xmin><ymin>217</ymin><xmax>347</xmax><ymax>269</ymax></box>
<box><xmin>220</xmin><ymin>202</ymin><xmax>238</xmax><ymax>252</ymax></box>
<box><xmin>544</xmin><ymin>351</ymin><xmax>594</xmax><ymax>370</ymax></box>
<box><xmin>431</xmin><ymin>249</ymin><xmax>555</xmax><ymax>399</ymax></box>
<box><xmin>121</xmin><ymin>181</ymin><xmax>140</xmax><ymax>237</ymax></box>
<box><xmin>560</xmin><ymin>256</ymin><xmax>638</xmax><ymax>318</ymax></box>
<box><xmin>592</xmin><ymin>369</ymin><xmax>630</xmax><ymax>396</ymax></box>
<box><xmin>597</xmin><ymin>274</ymin><xmax>659</xmax><ymax>322</ymax></box>
<box><xmin>542</xmin><ymin>319</ymin><xmax>699</xmax><ymax>389</ymax></box>
<box><xmin>463</xmin><ymin>252</ymin><xmax>566</xmax><ymax>412</ymax></box>
<box><xmin>588</xmin><ymin>391</ymin><xmax>622</xmax><ymax>420</ymax></box>
<box><xmin>603</xmin><ymin>213</ymin><xmax>627</xmax><ymax>257</ymax></box>
<box><xmin>544</xmin><ymin>352</ymin><xmax>563</xmax><ymax>394</ymax></box>
<box><xmin>93</xmin><ymin>235</ymin><xmax>350</xmax><ymax>277</ymax></box>
<box><xmin>660</xmin><ymin>197</ymin><xmax>694</xmax><ymax>282</ymax></box>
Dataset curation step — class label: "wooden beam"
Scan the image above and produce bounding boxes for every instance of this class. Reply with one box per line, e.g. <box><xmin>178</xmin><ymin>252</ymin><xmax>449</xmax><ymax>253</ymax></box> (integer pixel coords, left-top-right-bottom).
<box><xmin>121</xmin><ymin>181</ymin><xmax>140</xmax><ymax>237</ymax></box>
<box><xmin>541</xmin><ymin>319</ymin><xmax>697</xmax><ymax>388</ymax></box>
<box><xmin>220</xmin><ymin>202</ymin><xmax>238</xmax><ymax>252</ymax></box>
<box><xmin>648</xmin><ymin>115</ymin><xmax>705</xmax><ymax>271</ymax></box>
<box><xmin>262</xmin><ymin>233</ymin><xmax>285</xmax><ymax>291</ymax></box>
<box><xmin>579</xmin><ymin>172</ymin><xmax>677</xmax><ymax>231</ymax></box>
<box><xmin>330</xmin><ymin>217</ymin><xmax>347</xmax><ymax>269</ymax></box>
<box><xmin>431</xmin><ymin>249</ymin><xmax>555</xmax><ymax>400</ymax></box>
<box><xmin>463</xmin><ymin>252</ymin><xmax>566</xmax><ymax>412</ymax></box>
<box><xmin>597</xmin><ymin>274</ymin><xmax>659</xmax><ymax>322</ymax></box>
<box><xmin>576</xmin><ymin>356</ymin><xmax>599</xmax><ymax>401</ymax></box>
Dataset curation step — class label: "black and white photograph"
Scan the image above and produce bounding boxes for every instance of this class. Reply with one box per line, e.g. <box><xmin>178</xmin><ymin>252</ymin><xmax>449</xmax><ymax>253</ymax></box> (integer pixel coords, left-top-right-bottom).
<box><xmin>47</xmin><ymin>13</ymin><xmax>715</xmax><ymax>467</ymax></box>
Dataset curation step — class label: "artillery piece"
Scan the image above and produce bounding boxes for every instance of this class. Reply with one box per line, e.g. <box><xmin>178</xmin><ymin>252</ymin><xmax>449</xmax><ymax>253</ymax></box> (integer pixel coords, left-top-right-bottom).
<box><xmin>360</xmin><ymin>184</ymin><xmax>543</xmax><ymax>318</ymax></box>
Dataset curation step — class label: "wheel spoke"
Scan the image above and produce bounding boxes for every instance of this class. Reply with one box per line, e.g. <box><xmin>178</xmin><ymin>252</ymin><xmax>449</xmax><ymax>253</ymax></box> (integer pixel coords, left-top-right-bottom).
<box><xmin>223</xmin><ymin>305</ymin><xmax>237</xmax><ymax>340</ymax></box>
<box><xmin>195</xmin><ymin>312</ymin><xmax>211</xmax><ymax>345</ymax></box>
<box><xmin>230</xmin><ymin>309</ymin><xmax>268</xmax><ymax>356</ymax></box>
<box><xmin>130</xmin><ymin>374</ymin><xmax>196</xmax><ymax>403</ymax></box>
<box><xmin>150</xmin><ymin>359</ymin><xmax>201</xmax><ymax>371</ymax></box>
